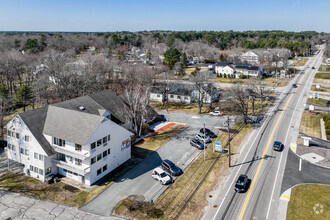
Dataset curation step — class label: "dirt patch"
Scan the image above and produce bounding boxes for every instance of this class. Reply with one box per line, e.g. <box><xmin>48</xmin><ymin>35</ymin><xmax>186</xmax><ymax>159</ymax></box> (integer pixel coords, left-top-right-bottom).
<box><xmin>296</xmin><ymin>145</ymin><xmax>330</xmax><ymax>168</ymax></box>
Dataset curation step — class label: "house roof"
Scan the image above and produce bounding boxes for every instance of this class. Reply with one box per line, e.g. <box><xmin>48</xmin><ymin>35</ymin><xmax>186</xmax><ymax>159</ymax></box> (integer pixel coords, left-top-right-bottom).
<box><xmin>43</xmin><ymin>106</ymin><xmax>104</xmax><ymax>145</ymax></box>
<box><xmin>168</xmin><ymin>84</ymin><xmax>194</xmax><ymax>96</ymax></box>
<box><xmin>19</xmin><ymin>106</ymin><xmax>56</xmax><ymax>156</ymax></box>
<box><xmin>215</xmin><ymin>62</ymin><xmax>232</xmax><ymax>67</ymax></box>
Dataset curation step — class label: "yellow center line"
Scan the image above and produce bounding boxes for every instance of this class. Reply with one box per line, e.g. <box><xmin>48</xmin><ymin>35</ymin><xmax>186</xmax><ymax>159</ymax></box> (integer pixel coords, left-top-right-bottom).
<box><xmin>281</xmin><ymin>195</ymin><xmax>290</xmax><ymax>199</ymax></box>
<box><xmin>237</xmin><ymin>58</ymin><xmax>316</xmax><ymax>220</ymax></box>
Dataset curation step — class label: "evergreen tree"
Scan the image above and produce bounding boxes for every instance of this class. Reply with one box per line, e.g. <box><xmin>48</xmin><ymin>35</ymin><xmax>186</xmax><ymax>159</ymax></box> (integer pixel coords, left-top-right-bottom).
<box><xmin>15</xmin><ymin>84</ymin><xmax>33</xmax><ymax>112</ymax></box>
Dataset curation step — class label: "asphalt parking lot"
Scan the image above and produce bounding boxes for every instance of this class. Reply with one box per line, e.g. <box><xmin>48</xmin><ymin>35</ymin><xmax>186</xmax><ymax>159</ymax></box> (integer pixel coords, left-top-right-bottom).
<box><xmin>81</xmin><ymin>111</ymin><xmax>228</xmax><ymax>216</ymax></box>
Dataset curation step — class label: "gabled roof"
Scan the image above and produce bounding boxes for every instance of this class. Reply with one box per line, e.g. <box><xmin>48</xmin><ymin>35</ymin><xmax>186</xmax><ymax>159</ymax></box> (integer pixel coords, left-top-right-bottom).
<box><xmin>215</xmin><ymin>62</ymin><xmax>232</xmax><ymax>67</ymax></box>
<box><xmin>168</xmin><ymin>84</ymin><xmax>194</xmax><ymax>96</ymax></box>
<box><xmin>19</xmin><ymin>107</ymin><xmax>56</xmax><ymax>156</ymax></box>
<box><xmin>88</xmin><ymin>89</ymin><xmax>127</xmax><ymax>124</ymax></box>
<box><xmin>43</xmin><ymin>106</ymin><xmax>104</xmax><ymax>145</ymax></box>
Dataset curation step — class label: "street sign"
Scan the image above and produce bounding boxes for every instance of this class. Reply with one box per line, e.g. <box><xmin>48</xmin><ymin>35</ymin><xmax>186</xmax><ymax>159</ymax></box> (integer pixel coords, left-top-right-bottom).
<box><xmin>214</xmin><ymin>141</ymin><xmax>222</xmax><ymax>152</ymax></box>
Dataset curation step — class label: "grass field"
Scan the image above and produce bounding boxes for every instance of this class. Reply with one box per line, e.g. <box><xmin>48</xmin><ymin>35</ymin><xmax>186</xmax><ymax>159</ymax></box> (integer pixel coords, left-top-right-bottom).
<box><xmin>150</xmin><ymin>101</ymin><xmax>212</xmax><ymax>115</ymax></box>
<box><xmin>299</xmin><ymin>111</ymin><xmax>322</xmax><ymax>139</ymax></box>
<box><xmin>295</xmin><ymin>58</ymin><xmax>307</xmax><ymax>66</ymax></box>
<box><xmin>318</xmin><ymin>65</ymin><xmax>330</xmax><ymax>72</ymax></box>
<box><xmin>287</xmin><ymin>184</ymin><xmax>330</xmax><ymax>220</ymax></box>
<box><xmin>311</xmin><ymin>85</ymin><xmax>330</xmax><ymax>93</ymax></box>
<box><xmin>115</xmin><ymin>124</ymin><xmax>253</xmax><ymax>219</ymax></box>
<box><xmin>315</xmin><ymin>72</ymin><xmax>330</xmax><ymax>79</ymax></box>
<box><xmin>307</xmin><ymin>98</ymin><xmax>329</xmax><ymax>107</ymax></box>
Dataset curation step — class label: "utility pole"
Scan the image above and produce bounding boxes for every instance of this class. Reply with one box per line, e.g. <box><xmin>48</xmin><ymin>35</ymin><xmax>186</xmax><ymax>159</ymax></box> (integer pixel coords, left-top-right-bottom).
<box><xmin>226</xmin><ymin>116</ymin><xmax>231</xmax><ymax>167</ymax></box>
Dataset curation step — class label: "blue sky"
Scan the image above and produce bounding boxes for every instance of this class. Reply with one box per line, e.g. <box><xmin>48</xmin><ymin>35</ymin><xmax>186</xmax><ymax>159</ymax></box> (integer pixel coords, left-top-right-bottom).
<box><xmin>0</xmin><ymin>0</ymin><xmax>329</xmax><ymax>32</ymax></box>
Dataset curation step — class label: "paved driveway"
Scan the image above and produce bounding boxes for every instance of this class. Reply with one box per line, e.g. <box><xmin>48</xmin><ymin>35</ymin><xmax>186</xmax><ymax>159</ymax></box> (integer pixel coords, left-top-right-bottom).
<box><xmin>81</xmin><ymin>111</ymin><xmax>227</xmax><ymax>216</ymax></box>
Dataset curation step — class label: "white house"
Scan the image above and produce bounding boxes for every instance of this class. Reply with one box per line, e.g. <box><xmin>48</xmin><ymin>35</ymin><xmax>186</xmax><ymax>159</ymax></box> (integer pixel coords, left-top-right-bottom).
<box><xmin>6</xmin><ymin>90</ymin><xmax>135</xmax><ymax>186</ymax></box>
<box><xmin>215</xmin><ymin>63</ymin><xmax>235</xmax><ymax>77</ymax></box>
<box><xmin>240</xmin><ymin>51</ymin><xmax>260</xmax><ymax>64</ymax></box>
<box><xmin>150</xmin><ymin>84</ymin><xmax>220</xmax><ymax>104</ymax></box>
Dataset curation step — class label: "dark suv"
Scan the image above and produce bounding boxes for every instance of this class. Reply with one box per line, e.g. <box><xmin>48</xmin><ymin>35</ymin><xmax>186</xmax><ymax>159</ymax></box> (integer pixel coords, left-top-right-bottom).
<box><xmin>190</xmin><ymin>138</ymin><xmax>205</xmax><ymax>150</ymax></box>
<box><xmin>0</xmin><ymin>140</ymin><xmax>7</xmax><ymax>148</ymax></box>
<box><xmin>199</xmin><ymin>128</ymin><xmax>217</xmax><ymax>139</ymax></box>
<box><xmin>161</xmin><ymin>159</ymin><xmax>181</xmax><ymax>176</ymax></box>
<box><xmin>235</xmin><ymin>174</ymin><xmax>249</xmax><ymax>193</ymax></box>
<box><xmin>273</xmin><ymin>141</ymin><xmax>283</xmax><ymax>151</ymax></box>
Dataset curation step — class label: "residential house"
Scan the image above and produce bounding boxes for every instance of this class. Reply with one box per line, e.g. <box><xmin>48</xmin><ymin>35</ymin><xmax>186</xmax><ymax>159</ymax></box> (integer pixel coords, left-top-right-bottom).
<box><xmin>150</xmin><ymin>83</ymin><xmax>220</xmax><ymax>104</ymax></box>
<box><xmin>5</xmin><ymin>89</ymin><xmax>146</xmax><ymax>186</ymax></box>
<box><xmin>240</xmin><ymin>51</ymin><xmax>260</xmax><ymax>64</ymax></box>
<box><xmin>215</xmin><ymin>62</ymin><xmax>235</xmax><ymax>77</ymax></box>
<box><xmin>215</xmin><ymin>62</ymin><xmax>265</xmax><ymax>78</ymax></box>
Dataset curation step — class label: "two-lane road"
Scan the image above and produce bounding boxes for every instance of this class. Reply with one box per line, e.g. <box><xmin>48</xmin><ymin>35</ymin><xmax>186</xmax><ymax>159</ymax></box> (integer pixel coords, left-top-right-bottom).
<box><xmin>206</xmin><ymin>48</ymin><xmax>325</xmax><ymax>220</ymax></box>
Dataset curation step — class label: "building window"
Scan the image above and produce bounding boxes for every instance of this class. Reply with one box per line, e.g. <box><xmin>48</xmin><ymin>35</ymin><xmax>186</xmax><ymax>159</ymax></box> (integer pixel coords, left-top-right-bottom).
<box><xmin>75</xmin><ymin>158</ymin><xmax>82</xmax><ymax>166</ymax></box>
<box><xmin>34</xmin><ymin>153</ymin><xmax>38</xmax><ymax>159</ymax></box>
<box><xmin>103</xmin><ymin>137</ymin><xmax>107</xmax><ymax>144</ymax></box>
<box><xmin>20</xmin><ymin>148</ymin><xmax>24</xmax><ymax>154</ymax></box>
<box><xmin>11</xmin><ymin>132</ymin><xmax>15</xmax><ymax>137</ymax></box>
<box><xmin>7</xmin><ymin>144</ymin><xmax>11</xmax><ymax>150</ymax></box>
<box><xmin>39</xmin><ymin>154</ymin><xmax>44</xmax><ymax>161</ymax></box>
<box><xmin>30</xmin><ymin>165</ymin><xmax>33</xmax><ymax>171</ymax></box>
<box><xmin>97</xmin><ymin>139</ymin><xmax>102</xmax><ymax>147</ymax></box>
<box><xmin>157</xmin><ymin>94</ymin><xmax>160</xmax><ymax>97</ymax></box>
<box><xmin>184</xmin><ymin>96</ymin><xmax>188</xmax><ymax>100</ymax></box>
<box><xmin>177</xmin><ymin>95</ymin><xmax>181</xmax><ymax>99</ymax></box>
<box><xmin>170</xmin><ymin>95</ymin><xmax>174</xmax><ymax>98</ymax></box>
<box><xmin>54</xmin><ymin>137</ymin><xmax>65</xmax><ymax>146</ymax></box>
<box><xmin>25</xmin><ymin>149</ymin><xmax>29</xmax><ymax>155</ymax></box>
<box><xmin>97</xmin><ymin>153</ymin><xmax>102</xmax><ymax>161</ymax></box>
<box><xmin>58</xmin><ymin>153</ymin><xmax>66</xmax><ymax>162</ymax></box>
<box><xmin>16</xmin><ymin>133</ymin><xmax>20</xmax><ymax>139</ymax></box>
<box><xmin>8</xmin><ymin>130</ymin><xmax>12</xmax><ymax>137</ymax></box>
<box><xmin>11</xmin><ymin>145</ymin><xmax>15</xmax><ymax>151</ymax></box>
<box><xmin>25</xmin><ymin>135</ymin><xmax>30</xmax><ymax>142</ymax></box>
<box><xmin>103</xmin><ymin>150</ymin><xmax>108</xmax><ymax>158</ymax></box>
<box><xmin>39</xmin><ymin>169</ymin><xmax>43</xmax><ymax>175</ymax></box>
<box><xmin>46</xmin><ymin>167</ymin><xmax>51</xmax><ymax>175</ymax></box>
<box><xmin>91</xmin><ymin>142</ymin><xmax>96</xmax><ymax>150</ymax></box>
<box><xmin>34</xmin><ymin>167</ymin><xmax>38</xmax><ymax>173</ymax></box>
<box><xmin>91</xmin><ymin>157</ymin><xmax>96</xmax><ymax>165</ymax></box>
<box><xmin>97</xmin><ymin>168</ymin><xmax>102</xmax><ymax>176</ymax></box>
<box><xmin>75</xmin><ymin>144</ymin><xmax>82</xmax><ymax>151</ymax></box>
<box><xmin>108</xmin><ymin>135</ymin><xmax>110</xmax><ymax>141</ymax></box>
<box><xmin>107</xmin><ymin>148</ymin><xmax>110</xmax><ymax>155</ymax></box>
<box><xmin>103</xmin><ymin>165</ymin><xmax>107</xmax><ymax>172</ymax></box>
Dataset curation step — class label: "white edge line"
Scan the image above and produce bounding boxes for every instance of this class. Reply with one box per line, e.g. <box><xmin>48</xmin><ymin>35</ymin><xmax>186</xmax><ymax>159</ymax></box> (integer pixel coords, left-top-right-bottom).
<box><xmin>299</xmin><ymin>158</ymin><xmax>302</xmax><ymax>171</ymax></box>
<box><xmin>211</xmin><ymin>86</ymin><xmax>288</xmax><ymax>220</ymax></box>
<box><xmin>265</xmin><ymin>54</ymin><xmax>319</xmax><ymax>219</ymax></box>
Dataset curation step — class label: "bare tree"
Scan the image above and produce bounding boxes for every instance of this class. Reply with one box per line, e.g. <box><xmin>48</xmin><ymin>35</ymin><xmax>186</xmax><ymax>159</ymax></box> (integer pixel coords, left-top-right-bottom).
<box><xmin>190</xmin><ymin>70</ymin><xmax>209</xmax><ymax>114</ymax></box>
<box><xmin>122</xmin><ymin>85</ymin><xmax>150</xmax><ymax>136</ymax></box>
<box><xmin>229</xmin><ymin>84</ymin><xmax>249</xmax><ymax>124</ymax></box>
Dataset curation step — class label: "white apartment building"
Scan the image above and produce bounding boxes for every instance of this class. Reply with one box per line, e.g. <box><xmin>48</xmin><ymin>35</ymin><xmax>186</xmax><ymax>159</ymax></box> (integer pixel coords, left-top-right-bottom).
<box><xmin>6</xmin><ymin>90</ymin><xmax>135</xmax><ymax>186</ymax></box>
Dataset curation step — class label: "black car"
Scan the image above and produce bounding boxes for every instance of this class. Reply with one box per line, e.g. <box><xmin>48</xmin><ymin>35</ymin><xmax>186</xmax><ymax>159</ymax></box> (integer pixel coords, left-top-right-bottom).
<box><xmin>312</xmin><ymin>66</ymin><xmax>315</xmax><ymax>69</ymax></box>
<box><xmin>0</xmin><ymin>140</ymin><xmax>7</xmax><ymax>148</ymax></box>
<box><xmin>292</xmin><ymin>84</ymin><xmax>297</xmax><ymax>88</ymax></box>
<box><xmin>235</xmin><ymin>174</ymin><xmax>248</xmax><ymax>193</ymax></box>
<box><xmin>190</xmin><ymin>138</ymin><xmax>205</xmax><ymax>150</ymax></box>
<box><xmin>199</xmin><ymin>128</ymin><xmax>217</xmax><ymax>139</ymax></box>
<box><xmin>273</xmin><ymin>141</ymin><xmax>283</xmax><ymax>151</ymax></box>
<box><xmin>155</xmin><ymin>114</ymin><xmax>166</xmax><ymax>122</ymax></box>
<box><xmin>161</xmin><ymin>159</ymin><xmax>181</xmax><ymax>176</ymax></box>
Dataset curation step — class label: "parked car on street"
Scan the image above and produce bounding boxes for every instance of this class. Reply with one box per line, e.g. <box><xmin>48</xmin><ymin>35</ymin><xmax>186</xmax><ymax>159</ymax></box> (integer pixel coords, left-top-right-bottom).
<box><xmin>190</xmin><ymin>138</ymin><xmax>205</xmax><ymax>150</ymax></box>
<box><xmin>273</xmin><ymin>141</ymin><xmax>283</xmax><ymax>151</ymax></box>
<box><xmin>161</xmin><ymin>159</ymin><xmax>181</xmax><ymax>176</ymax></box>
<box><xmin>209</xmin><ymin>111</ymin><xmax>223</xmax><ymax>116</ymax></box>
<box><xmin>292</xmin><ymin>84</ymin><xmax>297</xmax><ymax>88</ymax></box>
<box><xmin>312</xmin><ymin>66</ymin><xmax>315</xmax><ymax>69</ymax></box>
<box><xmin>199</xmin><ymin>128</ymin><xmax>217</xmax><ymax>139</ymax></box>
<box><xmin>196</xmin><ymin>132</ymin><xmax>212</xmax><ymax>143</ymax></box>
<box><xmin>152</xmin><ymin>167</ymin><xmax>173</xmax><ymax>185</ymax></box>
<box><xmin>235</xmin><ymin>174</ymin><xmax>249</xmax><ymax>193</ymax></box>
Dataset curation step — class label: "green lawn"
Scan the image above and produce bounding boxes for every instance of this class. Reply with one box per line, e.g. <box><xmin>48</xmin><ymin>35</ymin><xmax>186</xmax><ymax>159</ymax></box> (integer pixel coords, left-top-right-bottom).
<box><xmin>295</xmin><ymin>58</ymin><xmax>308</xmax><ymax>66</ymax></box>
<box><xmin>299</xmin><ymin>111</ymin><xmax>322</xmax><ymax>139</ymax></box>
<box><xmin>318</xmin><ymin>65</ymin><xmax>330</xmax><ymax>72</ymax></box>
<box><xmin>315</xmin><ymin>72</ymin><xmax>330</xmax><ymax>79</ymax></box>
<box><xmin>287</xmin><ymin>184</ymin><xmax>330</xmax><ymax>220</ymax></box>
<box><xmin>307</xmin><ymin>98</ymin><xmax>329</xmax><ymax>107</ymax></box>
